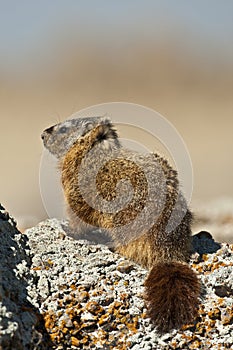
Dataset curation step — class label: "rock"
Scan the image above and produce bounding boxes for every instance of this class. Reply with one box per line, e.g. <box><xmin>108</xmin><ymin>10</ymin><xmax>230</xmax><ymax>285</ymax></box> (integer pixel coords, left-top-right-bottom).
<box><xmin>0</xmin><ymin>204</ymin><xmax>233</xmax><ymax>349</ymax></box>
<box><xmin>117</xmin><ymin>260</ymin><xmax>135</xmax><ymax>273</ymax></box>
<box><xmin>0</xmin><ymin>204</ymin><xmax>50</xmax><ymax>349</ymax></box>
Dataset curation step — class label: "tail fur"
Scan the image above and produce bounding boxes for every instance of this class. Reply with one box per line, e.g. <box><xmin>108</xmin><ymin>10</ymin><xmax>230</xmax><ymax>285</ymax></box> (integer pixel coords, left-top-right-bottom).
<box><xmin>144</xmin><ymin>261</ymin><xmax>200</xmax><ymax>333</ymax></box>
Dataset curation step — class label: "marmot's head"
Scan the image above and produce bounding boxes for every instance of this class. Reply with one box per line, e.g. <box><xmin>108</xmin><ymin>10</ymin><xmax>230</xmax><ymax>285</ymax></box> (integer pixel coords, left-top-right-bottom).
<box><xmin>41</xmin><ymin>116</ymin><xmax>119</xmax><ymax>158</ymax></box>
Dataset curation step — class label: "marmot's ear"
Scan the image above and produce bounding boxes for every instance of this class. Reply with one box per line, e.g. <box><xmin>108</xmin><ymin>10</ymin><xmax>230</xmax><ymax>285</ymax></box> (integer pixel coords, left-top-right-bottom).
<box><xmin>95</xmin><ymin>122</ymin><xmax>119</xmax><ymax>143</ymax></box>
<box><xmin>43</xmin><ymin>125</ymin><xmax>55</xmax><ymax>135</ymax></box>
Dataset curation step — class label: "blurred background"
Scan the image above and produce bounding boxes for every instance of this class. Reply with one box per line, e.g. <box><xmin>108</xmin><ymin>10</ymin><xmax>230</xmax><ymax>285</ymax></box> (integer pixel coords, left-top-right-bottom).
<box><xmin>0</xmin><ymin>1</ymin><xmax>232</xmax><ymax>241</ymax></box>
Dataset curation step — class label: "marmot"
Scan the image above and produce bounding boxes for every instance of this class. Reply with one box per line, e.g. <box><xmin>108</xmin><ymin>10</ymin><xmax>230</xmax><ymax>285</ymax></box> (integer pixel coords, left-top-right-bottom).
<box><xmin>41</xmin><ymin>116</ymin><xmax>200</xmax><ymax>333</ymax></box>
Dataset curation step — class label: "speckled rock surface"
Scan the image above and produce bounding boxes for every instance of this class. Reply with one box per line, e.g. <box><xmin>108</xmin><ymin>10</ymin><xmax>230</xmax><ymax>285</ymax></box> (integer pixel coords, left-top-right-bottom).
<box><xmin>1</xmin><ymin>204</ymin><xmax>233</xmax><ymax>349</ymax></box>
<box><xmin>0</xmin><ymin>204</ymin><xmax>50</xmax><ymax>350</ymax></box>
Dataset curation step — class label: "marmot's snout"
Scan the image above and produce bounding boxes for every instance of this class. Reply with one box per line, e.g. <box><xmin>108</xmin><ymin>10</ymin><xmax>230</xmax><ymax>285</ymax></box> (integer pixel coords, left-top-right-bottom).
<box><xmin>41</xmin><ymin>125</ymin><xmax>55</xmax><ymax>140</ymax></box>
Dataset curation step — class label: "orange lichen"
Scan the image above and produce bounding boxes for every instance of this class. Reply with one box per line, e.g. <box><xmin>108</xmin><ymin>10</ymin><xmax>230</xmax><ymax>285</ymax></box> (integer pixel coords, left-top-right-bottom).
<box><xmin>98</xmin><ymin>313</ymin><xmax>111</xmax><ymax>326</ymax></box>
<box><xmin>208</xmin><ymin>307</ymin><xmax>221</xmax><ymax>320</ymax></box>
<box><xmin>71</xmin><ymin>336</ymin><xmax>80</xmax><ymax>347</ymax></box>
<box><xmin>44</xmin><ymin>311</ymin><xmax>56</xmax><ymax>330</ymax></box>
<box><xmin>188</xmin><ymin>339</ymin><xmax>202</xmax><ymax>349</ymax></box>
<box><xmin>202</xmin><ymin>254</ymin><xmax>209</xmax><ymax>261</ymax></box>
<box><xmin>78</xmin><ymin>291</ymin><xmax>89</xmax><ymax>302</ymax></box>
<box><xmin>221</xmin><ymin>306</ymin><xmax>233</xmax><ymax>325</ymax></box>
<box><xmin>86</xmin><ymin>300</ymin><xmax>104</xmax><ymax>315</ymax></box>
<box><xmin>121</xmin><ymin>292</ymin><xmax>129</xmax><ymax>298</ymax></box>
<box><xmin>126</xmin><ymin>316</ymin><xmax>139</xmax><ymax>333</ymax></box>
<box><xmin>70</xmin><ymin>283</ymin><xmax>77</xmax><ymax>291</ymax></box>
<box><xmin>218</xmin><ymin>298</ymin><xmax>226</xmax><ymax>307</ymax></box>
<box><xmin>198</xmin><ymin>304</ymin><xmax>206</xmax><ymax>317</ymax></box>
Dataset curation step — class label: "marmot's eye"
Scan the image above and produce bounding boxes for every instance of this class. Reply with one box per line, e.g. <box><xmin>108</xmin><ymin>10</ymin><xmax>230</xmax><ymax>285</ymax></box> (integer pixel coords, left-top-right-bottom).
<box><xmin>59</xmin><ymin>126</ymin><xmax>67</xmax><ymax>133</ymax></box>
<box><xmin>85</xmin><ymin>123</ymin><xmax>92</xmax><ymax>130</ymax></box>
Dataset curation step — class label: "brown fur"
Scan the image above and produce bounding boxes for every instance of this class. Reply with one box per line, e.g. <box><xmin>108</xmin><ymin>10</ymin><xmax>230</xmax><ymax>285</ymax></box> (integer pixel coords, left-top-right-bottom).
<box><xmin>144</xmin><ymin>262</ymin><xmax>201</xmax><ymax>333</ymax></box>
<box><xmin>42</xmin><ymin>117</ymin><xmax>201</xmax><ymax>333</ymax></box>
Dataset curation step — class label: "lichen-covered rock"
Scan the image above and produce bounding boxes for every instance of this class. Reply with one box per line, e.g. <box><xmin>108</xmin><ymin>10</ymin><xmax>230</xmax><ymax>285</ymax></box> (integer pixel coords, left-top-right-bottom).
<box><xmin>1</xmin><ymin>205</ymin><xmax>233</xmax><ymax>349</ymax></box>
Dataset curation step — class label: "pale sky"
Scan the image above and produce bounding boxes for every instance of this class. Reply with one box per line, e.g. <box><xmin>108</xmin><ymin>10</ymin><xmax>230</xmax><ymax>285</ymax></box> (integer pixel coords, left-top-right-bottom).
<box><xmin>0</xmin><ymin>0</ymin><xmax>232</xmax><ymax>73</ymax></box>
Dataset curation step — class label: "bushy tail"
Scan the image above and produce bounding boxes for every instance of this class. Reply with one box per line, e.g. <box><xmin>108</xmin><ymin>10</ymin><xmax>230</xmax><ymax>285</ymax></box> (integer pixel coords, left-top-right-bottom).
<box><xmin>144</xmin><ymin>261</ymin><xmax>200</xmax><ymax>333</ymax></box>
